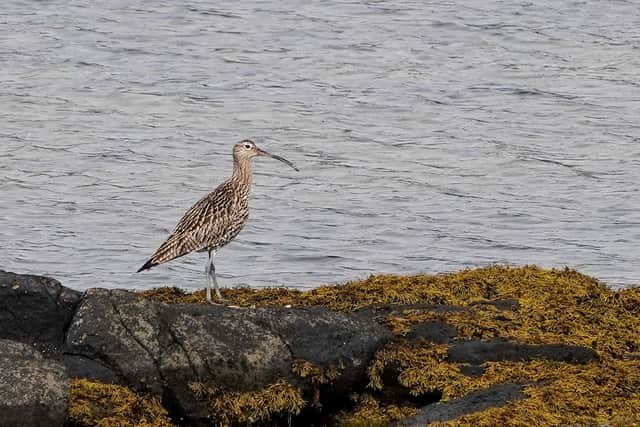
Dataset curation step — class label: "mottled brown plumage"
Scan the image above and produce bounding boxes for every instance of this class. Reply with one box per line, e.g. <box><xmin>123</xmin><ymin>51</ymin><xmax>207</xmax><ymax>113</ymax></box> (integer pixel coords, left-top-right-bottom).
<box><xmin>137</xmin><ymin>140</ymin><xmax>298</xmax><ymax>302</ymax></box>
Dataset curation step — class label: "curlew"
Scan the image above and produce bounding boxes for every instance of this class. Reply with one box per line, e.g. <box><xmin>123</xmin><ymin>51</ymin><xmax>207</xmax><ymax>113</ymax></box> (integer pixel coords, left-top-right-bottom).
<box><xmin>137</xmin><ymin>140</ymin><xmax>298</xmax><ymax>303</ymax></box>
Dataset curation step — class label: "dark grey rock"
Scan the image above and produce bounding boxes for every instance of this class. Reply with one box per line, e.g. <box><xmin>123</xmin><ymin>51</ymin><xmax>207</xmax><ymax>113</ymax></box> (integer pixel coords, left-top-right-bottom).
<box><xmin>65</xmin><ymin>289</ymin><xmax>167</xmax><ymax>394</ymax></box>
<box><xmin>394</xmin><ymin>383</ymin><xmax>526</xmax><ymax>426</ymax></box>
<box><xmin>64</xmin><ymin>289</ymin><xmax>391</xmax><ymax>420</ymax></box>
<box><xmin>406</xmin><ymin>320</ymin><xmax>458</xmax><ymax>343</ymax></box>
<box><xmin>248</xmin><ymin>306</ymin><xmax>392</xmax><ymax>404</ymax></box>
<box><xmin>249</xmin><ymin>306</ymin><xmax>390</xmax><ymax>369</ymax></box>
<box><xmin>448</xmin><ymin>340</ymin><xmax>599</xmax><ymax>365</ymax></box>
<box><xmin>469</xmin><ymin>299</ymin><xmax>520</xmax><ymax>311</ymax></box>
<box><xmin>0</xmin><ymin>270</ymin><xmax>81</xmax><ymax>350</ymax></box>
<box><xmin>58</xmin><ymin>353</ymin><xmax>121</xmax><ymax>384</ymax></box>
<box><xmin>0</xmin><ymin>339</ymin><xmax>69</xmax><ymax>427</ymax></box>
<box><xmin>160</xmin><ymin>303</ymin><xmax>294</xmax><ymax>418</ymax></box>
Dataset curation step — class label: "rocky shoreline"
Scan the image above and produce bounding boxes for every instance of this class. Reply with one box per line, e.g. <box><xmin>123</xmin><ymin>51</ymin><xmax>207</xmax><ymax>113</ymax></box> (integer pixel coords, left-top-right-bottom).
<box><xmin>0</xmin><ymin>266</ymin><xmax>638</xmax><ymax>426</ymax></box>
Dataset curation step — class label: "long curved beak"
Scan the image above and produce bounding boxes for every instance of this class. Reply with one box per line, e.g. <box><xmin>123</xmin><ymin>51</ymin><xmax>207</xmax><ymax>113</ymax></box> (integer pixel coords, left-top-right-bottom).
<box><xmin>257</xmin><ymin>148</ymin><xmax>299</xmax><ymax>171</ymax></box>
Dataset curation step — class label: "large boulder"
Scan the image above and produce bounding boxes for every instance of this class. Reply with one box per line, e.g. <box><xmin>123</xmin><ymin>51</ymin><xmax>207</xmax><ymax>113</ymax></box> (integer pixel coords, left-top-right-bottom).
<box><xmin>65</xmin><ymin>288</ymin><xmax>391</xmax><ymax>420</ymax></box>
<box><xmin>0</xmin><ymin>270</ymin><xmax>81</xmax><ymax>351</ymax></box>
<box><xmin>0</xmin><ymin>339</ymin><xmax>69</xmax><ymax>427</ymax></box>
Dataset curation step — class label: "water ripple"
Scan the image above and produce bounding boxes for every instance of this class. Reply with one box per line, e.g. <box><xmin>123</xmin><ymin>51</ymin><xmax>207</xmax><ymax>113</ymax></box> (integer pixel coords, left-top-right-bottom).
<box><xmin>1</xmin><ymin>0</ymin><xmax>639</xmax><ymax>291</ymax></box>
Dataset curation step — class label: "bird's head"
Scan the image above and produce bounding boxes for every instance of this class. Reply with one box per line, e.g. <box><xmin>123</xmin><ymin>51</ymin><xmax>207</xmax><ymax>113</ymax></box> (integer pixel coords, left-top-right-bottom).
<box><xmin>233</xmin><ymin>139</ymin><xmax>298</xmax><ymax>171</ymax></box>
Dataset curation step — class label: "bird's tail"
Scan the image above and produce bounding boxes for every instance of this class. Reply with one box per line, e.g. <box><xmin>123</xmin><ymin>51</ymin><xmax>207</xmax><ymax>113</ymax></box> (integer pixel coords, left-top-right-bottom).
<box><xmin>137</xmin><ymin>258</ymin><xmax>158</xmax><ymax>273</ymax></box>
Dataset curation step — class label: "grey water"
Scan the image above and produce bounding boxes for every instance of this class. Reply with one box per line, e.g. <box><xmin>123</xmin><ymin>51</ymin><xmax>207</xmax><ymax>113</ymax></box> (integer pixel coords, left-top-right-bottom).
<box><xmin>1</xmin><ymin>0</ymin><xmax>639</xmax><ymax>292</ymax></box>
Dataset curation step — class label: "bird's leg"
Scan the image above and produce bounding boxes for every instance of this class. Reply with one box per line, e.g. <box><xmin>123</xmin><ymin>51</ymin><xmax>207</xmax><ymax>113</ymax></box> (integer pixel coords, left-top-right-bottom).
<box><xmin>206</xmin><ymin>249</ymin><xmax>225</xmax><ymax>303</ymax></box>
<box><xmin>210</xmin><ymin>261</ymin><xmax>224</xmax><ymax>301</ymax></box>
<box><xmin>205</xmin><ymin>251</ymin><xmax>213</xmax><ymax>303</ymax></box>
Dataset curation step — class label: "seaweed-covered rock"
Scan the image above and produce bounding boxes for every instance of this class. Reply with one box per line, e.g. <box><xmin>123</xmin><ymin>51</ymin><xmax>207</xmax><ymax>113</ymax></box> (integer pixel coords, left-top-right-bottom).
<box><xmin>67</xmin><ymin>378</ymin><xmax>173</xmax><ymax>427</ymax></box>
<box><xmin>0</xmin><ymin>339</ymin><xmax>69</xmax><ymax>427</ymax></box>
<box><xmin>1</xmin><ymin>265</ymin><xmax>639</xmax><ymax>426</ymax></box>
<box><xmin>335</xmin><ymin>266</ymin><xmax>640</xmax><ymax>426</ymax></box>
<box><xmin>64</xmin><ymin>288</ymin><xmax>390</xmax><ymax>420</ymax></box>
<box><xmin>0</xmin><ymin>270</ymin><xmax>81</xmax><ymax>350</ymax></box>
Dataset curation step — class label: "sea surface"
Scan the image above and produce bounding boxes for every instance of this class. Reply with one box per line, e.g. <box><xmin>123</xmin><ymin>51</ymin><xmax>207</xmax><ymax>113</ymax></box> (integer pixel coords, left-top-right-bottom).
<box><xmin>2</xmin><ymin>0</ymin><xmax>639</xmax><ymax>291</ymax></box>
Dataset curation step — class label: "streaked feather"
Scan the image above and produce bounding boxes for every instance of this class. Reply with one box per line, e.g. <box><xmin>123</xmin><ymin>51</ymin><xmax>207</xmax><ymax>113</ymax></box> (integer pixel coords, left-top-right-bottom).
<box><xmin>139</xmin><ymin>177</ymin><xmax>250</xmax><ymax>270</ymax></box>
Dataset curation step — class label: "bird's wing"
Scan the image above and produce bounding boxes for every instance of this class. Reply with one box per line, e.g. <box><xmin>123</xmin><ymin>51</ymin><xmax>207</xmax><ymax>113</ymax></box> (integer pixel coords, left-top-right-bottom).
<box><xmin>147</xmin><ymin>185</ymin><xmax>235</xmax><ymax>266</ymax></box>
<box><xmin>172</xmin><ymin>192</ymin><xmax>219</xmax><ymax>235</ymax></box>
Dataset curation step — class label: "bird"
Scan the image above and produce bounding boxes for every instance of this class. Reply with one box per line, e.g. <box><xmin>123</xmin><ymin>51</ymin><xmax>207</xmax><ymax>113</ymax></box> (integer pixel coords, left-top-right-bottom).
<box><xmin>137</xmin><ymin>139</ymin><xmax>298</xmax><ymax>303</ymax></box>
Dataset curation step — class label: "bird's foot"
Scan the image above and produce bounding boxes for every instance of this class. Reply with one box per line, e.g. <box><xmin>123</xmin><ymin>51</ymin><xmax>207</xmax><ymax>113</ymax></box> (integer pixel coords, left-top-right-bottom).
<box><xmin>206</xmin><ymin>299</ymin><xmax>242</xmax><ymax>309</ymax></box>
<box><xmin>205</xmin><ymin>287</ymin><xmax>226</xmax><ymax>305</ymax></box>
<box><xmin>205</xmin><ymin>290</ymin><xmax>242</xmax><ymax>308</ymax></box>
<box><xmin>206</xmin><ymin>296</ymin><xmax>227</xmax><ymax>305</ymax></box>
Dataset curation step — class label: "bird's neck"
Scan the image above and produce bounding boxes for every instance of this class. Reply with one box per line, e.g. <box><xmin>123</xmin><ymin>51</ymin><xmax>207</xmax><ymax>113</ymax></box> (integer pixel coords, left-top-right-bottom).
<box><xmin>231</xmin><ymin>158</ymin><xmax>252</xmax><ymax>187</ymax></box>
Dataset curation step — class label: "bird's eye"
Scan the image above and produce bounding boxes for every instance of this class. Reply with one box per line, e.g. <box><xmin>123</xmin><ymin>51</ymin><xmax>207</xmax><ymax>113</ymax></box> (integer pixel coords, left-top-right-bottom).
<box><xmin>244</xmin><ymin>144</ymin><xmax>251</xmax><ymax>149</ymax></box>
